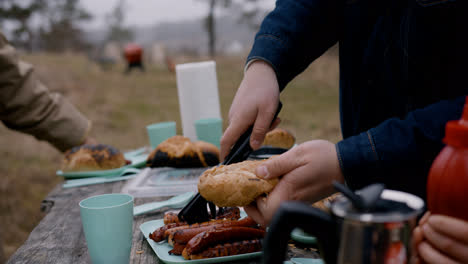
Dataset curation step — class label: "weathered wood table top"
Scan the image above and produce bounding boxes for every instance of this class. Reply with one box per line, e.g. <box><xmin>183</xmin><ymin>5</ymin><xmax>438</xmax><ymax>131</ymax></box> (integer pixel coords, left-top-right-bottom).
<box><xmin>7</xmin><ymin>180</ymin><xmax>319</xmax><ymax>264</ymax></box>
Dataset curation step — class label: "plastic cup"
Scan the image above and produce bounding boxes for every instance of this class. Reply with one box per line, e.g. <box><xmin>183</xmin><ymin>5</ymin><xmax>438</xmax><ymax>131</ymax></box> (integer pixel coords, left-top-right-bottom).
<box><xmin>79</xmin><ymin>194</ymin><xmax>134</xmax><ymax>264</ymax></box>
<box><xmin>146</xmin><ymin>121</ymin><xmax>176</xmax><ymax>149</ymax></box>
<box><xmin>194</xmin><ymin>118</ymin><xmax>223</xmax><ymax>148</ymax></box>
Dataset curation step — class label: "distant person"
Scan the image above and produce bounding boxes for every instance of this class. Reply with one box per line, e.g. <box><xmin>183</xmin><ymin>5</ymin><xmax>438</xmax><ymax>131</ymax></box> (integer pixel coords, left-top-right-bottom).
<box><xmin>124</xmin><ymin>43</ymin><xmax>144</xmax><ymax>73</ymax></box>
<box><xmin>165</xmin><ymin>55</ymin><xmax>175</xmax><ymax>73</ymax></box>
<box><xmin>0</xmin><ymin>31</ymin><xmax>96</xmax><ymax>151</ymax></box>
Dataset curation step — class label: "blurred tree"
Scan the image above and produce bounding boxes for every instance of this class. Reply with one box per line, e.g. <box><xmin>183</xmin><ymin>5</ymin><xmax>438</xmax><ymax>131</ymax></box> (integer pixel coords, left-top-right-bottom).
<box><xmin>205</xmin><ymin>0</ymin><xmax>217</xmax><ymax>58</ymax></box>
<box><xmin>0</xmin><ymin>0</ymin><xmax>46</xmax><ymax>51</ymax></box>
<box><xmin>38</xmin><ymin>0</ymin><xmax>92</xmax><ymax>52</ymax></box>
<box><xmin>105</xmin><ymin>0</ymin><xmax>133</xmax><ymax>45</ymax></box>
<box><xmin>199</xmin><ymin>0</ymin><xmax>266</xmax><ymax>57</ymax></box>
<box><xmin>237</xmin><ymin>0</ymin><xmax>270</xmax><ymax>29</ymax></box>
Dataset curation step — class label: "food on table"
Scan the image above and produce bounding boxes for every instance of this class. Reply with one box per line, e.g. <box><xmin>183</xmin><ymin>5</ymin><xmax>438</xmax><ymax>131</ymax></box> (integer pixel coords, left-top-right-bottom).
<box><xmin>194</xmin><ymin>141</ymin><xmax>220</xmax><ymax>166</ymax></box>
<box><xmin>215</xmin><ymin>207</ymin><xmax>241</xmax><ymax>220</ymax></box>
<box><xmin>198</xmin><ymin>159</ymin><xmax>278</xmax><ymax>206</ymax></box>
<box><xmin>262</xmin><ymin>128</ymin><xmax>295</xmax><ymax>149</ymax></box>
<box><xmin>182</xmin><ymin>227</ymin><xmax>265</xmax><ymax>260</ymax></box>
<box><xmin>146</xmin><ymin>136</ymin><xmax>220</xmax><ymax>168</ymax></box>
<box><xmin>61</xmin><ymin>144</ymin><xmax>127</xmax><ymax>172</ymax></box>
<box><xmin>164</xmin><ymin>211</ymin><xmax>181</xmax><ymax>225</ymax></box>
<box><xmin>163</xmin><ymin>207</ymin><xmax>240</xmax><ymax>225</ymax></box>
<box><xmin>149</xmin><ymin>222</ymin><xmax>186</xmax><ymax>242</ymax></box>
<box><xmin>166</xmin><ymin>217</ymin><xmax>257</xmax><ymax>246</ymax></box>
<box><xmin>184</xmin><ymin>239</ymin><xmax>262</xmax><ymax>260</ymax></box>
<box><xmin>149</xmin><ymin>210</ymin><xmax>265</xmax><ymax>260</ymax></box>
<box><xmin>152</xmin><ymin>207</ymin><xmax>243</xmax><ymax>243</ymax></box>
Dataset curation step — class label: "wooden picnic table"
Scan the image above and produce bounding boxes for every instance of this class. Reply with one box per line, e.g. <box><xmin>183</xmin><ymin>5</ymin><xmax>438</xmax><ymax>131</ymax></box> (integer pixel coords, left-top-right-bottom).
<box><xmin>7</xmin><ymin>179</ymin><xmax>320</xmax><ymax>264</ymax></box>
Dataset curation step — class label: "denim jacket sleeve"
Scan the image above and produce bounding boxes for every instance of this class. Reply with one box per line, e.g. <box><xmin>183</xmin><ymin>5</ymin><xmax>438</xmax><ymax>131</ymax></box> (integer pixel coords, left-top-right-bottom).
<box><xmin>336</xmin><ymin>96</ymin><xmax>466</xmax><ymax>197</ymax></box>
<box><xmin>247</xmin><ymin>0</ymin><xmax>341</xmax><ymax>90</ymax></box>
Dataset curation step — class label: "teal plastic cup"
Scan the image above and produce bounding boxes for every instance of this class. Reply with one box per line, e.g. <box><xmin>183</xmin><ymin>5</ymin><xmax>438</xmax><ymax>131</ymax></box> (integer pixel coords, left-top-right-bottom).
<box><xmin>194</xmin><ymin>118</ymin><xmax>223</xmax><ymax>148</ymax></box>
<box><xmin>146</xmin><ymin>121</ymin><xmax>176</xmax><ymax>149</ymax></box>
<box><xmin>79</xmin><ymin>193</ymin><xmax>134</xmax><ymax>264</ymax></box>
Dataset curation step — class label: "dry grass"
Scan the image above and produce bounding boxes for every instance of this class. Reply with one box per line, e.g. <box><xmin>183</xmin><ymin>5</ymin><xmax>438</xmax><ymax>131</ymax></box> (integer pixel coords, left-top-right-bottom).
<box><xmin>0</xmin><ymin>49</ymin><xmax>340</xmax><ymax>260</ymax></box>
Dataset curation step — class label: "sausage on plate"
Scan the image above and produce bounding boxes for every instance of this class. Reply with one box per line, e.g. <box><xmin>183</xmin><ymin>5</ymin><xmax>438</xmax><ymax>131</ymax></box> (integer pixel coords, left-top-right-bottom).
<box><xmin>182</xmin><ymin>239</ymin><xmax>262</xmax><ymax>260</ymax></box>
<box><xmin>183</xmin><ymin>227</ymin><xmax>265</xmax><ymax>255</ymax></box>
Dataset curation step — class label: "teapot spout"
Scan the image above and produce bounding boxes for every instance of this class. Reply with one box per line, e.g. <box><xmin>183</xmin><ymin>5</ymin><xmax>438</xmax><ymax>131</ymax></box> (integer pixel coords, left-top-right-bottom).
<box><xmin>262</xmin><ymin>201</ymin><xmax>339</xmax><ymax>264</ymax></box>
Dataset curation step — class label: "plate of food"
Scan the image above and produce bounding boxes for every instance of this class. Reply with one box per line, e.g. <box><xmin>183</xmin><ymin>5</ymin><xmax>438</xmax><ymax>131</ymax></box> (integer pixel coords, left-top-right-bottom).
<box><xmin>56</xmin><ymin>144</ymin><xmax>149</xmax><ymax>179</ymax></box>
<box><xmin>140</xmin><ymin>209</ymin><xmax>264</xmax><ymax>264</ymax></box>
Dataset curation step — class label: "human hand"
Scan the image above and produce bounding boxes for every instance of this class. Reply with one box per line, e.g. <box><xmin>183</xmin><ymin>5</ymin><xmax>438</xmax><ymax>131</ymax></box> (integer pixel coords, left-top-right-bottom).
<box><xmin>244</xmin><ymin>140</ymin><xmax>344</xmax><ymax>226</ymax></box>
<box><xmin>410</xmin><ymin>212</ymin><xmax>431</xmax><ymax>264</ymax></box>
<box><xmin>220</xmin><ymin>60</ymin><xmax>280</xmax><ymax>160</ymax></box>
<box><xmin>415</xmin><ymin>214</ymin><xmax>468</xmax><ymax>264</ymax></box>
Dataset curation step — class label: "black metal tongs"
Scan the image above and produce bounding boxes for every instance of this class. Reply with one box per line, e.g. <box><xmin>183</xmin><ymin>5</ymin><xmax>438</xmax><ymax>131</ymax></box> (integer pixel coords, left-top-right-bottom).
<box><xmin>178</xmin><ymin>101</ymin><xmax>283</xmax><ymax>223</ymax></box>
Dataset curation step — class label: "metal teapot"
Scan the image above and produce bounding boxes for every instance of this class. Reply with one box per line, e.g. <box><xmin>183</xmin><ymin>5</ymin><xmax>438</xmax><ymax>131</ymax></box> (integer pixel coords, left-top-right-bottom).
<box><xmin>262</xmin><ymin>183</ymin><xmax>425</xmax><ymax>264</ymax></box>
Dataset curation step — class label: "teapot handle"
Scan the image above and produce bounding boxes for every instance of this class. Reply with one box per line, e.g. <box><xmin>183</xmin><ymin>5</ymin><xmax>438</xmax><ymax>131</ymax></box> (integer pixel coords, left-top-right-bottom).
<box><xmin>262</xmin><ymin>201</ymin><xmax>339</xmax><ymax>264</ymax></box>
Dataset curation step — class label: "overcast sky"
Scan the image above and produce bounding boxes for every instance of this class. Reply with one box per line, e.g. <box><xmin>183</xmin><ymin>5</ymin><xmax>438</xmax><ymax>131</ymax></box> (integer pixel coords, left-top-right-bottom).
<box><xmin>80</xmin><ymin>0</ymin><xmax>276</xmax><ymax>29</ymax></box>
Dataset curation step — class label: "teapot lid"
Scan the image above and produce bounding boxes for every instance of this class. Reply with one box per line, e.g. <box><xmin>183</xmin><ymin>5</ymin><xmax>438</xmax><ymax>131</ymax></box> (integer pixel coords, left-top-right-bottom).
<box><xmin>331</xmin><ymin>189</ymin><xmax>425</xmax><ymax>223</ymax></box>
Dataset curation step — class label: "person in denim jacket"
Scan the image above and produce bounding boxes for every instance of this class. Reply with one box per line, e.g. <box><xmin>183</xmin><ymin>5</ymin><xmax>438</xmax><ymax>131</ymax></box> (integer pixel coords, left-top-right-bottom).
<box><xmin>220</xmin><ymin>0</ymin><xmax>467</xmax><ymax>263</ymax></box>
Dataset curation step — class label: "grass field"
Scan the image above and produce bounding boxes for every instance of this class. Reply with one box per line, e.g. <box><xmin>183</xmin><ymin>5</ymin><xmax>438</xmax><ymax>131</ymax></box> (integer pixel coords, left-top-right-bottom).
<box><xmin>0</xmin><ymin>49</ymin><xmax>340</xmax><ymax>261</ymax></box>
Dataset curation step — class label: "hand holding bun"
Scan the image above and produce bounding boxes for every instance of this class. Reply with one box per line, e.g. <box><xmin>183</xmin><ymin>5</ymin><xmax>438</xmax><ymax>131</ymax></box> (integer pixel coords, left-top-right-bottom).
<box><xmin>198</xmin><ymin>160</ymin><xmax>278</xmax><ymax>207</ymax></box>
<box><xmin>62</xmin><ymin>144</ymin><xmax>127</xmax><ymax>172</ymax></box>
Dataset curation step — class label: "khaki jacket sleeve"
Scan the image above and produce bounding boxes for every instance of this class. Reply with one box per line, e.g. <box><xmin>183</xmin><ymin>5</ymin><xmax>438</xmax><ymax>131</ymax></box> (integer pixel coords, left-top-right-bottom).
<box><xmin>0</xmin><ymin>33</ymin><xmax>91</xmax><ymax>152</ymax></box>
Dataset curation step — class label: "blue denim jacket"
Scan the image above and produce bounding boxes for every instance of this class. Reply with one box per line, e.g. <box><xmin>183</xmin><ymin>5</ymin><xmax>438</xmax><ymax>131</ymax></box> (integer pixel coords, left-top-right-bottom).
<box><xmin>247</xmin><ymin>0</ymin><xmax>467</xmax><ymax>199</ymax></box>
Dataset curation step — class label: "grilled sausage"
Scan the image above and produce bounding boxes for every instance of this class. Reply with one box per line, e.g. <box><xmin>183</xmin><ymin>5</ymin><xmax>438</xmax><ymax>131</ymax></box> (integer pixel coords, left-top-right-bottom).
<box><xmin>168</xmin><ymin>242</ymin><xmax>186</xmax><ymax>255</ymax></box>
<box><xmin>167</xmin><ymin>217</ymin><xmax>258</xmax><ymax>246</ymax></box>
<box><xmin>149</xmin><ymin>222</ymin><xmax>187</xmax><ymax>242</ymax></box>
<box><xmin>164</xmin><ymin>219</ymin><xmax>232</xmax><ymax>239</ymax></box>
<box><xmin>163</xmin><ymin>211</ymin><xmax>180</xmax><ymax>225</ymax></box>
<box><xmin>183</xmin><ymin>227</ymin><xmax>265</xmax><ymax>255</ymax></box>
<box><xmin>216</xmin><ymin>207</ymin><xmax>241</xmax><ymax>220</ymax></box>
<box><xmin>182</xmin><ymin>239</ymin><xmax>262</xmax><ymax>260</ymax></box>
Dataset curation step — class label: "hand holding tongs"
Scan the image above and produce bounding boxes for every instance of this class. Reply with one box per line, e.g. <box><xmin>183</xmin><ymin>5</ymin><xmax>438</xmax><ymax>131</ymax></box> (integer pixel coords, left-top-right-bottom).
<box><xmin>178</xmin><ymin>101</ymin><xmax>283</xmax><ymax>223</ymax></box>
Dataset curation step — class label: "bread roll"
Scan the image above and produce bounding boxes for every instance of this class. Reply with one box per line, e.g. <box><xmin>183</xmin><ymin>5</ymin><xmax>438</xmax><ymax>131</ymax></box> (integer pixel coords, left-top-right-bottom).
<box><xmin>198</xmin><ymin>160</ymin><xmax>278</xmax><ymax>207</ymax></box>
<box><xmin>62</xmin><ymin>144</ymin><xmax>127</xmax><ymax>172</ymax></box>
<box><xmin>262</xmin><ymin>128</ymin><xmax>295</xmax><ymax>149</ymax></box>
<box><xmin>147</xmin><ymin>136</ymin><xmax>220</xmax><ymax>168</ymax></box>
<box><xmin>194</xmin><ymin>141</ymin><xmax>220</xmax><ymax>166</ymax></box>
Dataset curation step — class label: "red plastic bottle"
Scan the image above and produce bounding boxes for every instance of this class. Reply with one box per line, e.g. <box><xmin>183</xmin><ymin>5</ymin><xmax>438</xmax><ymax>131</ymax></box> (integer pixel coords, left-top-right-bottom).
<box><xmin>427</xmin><ymin>97</ymin><xmax>468</xmax><ymax>221</ymax></box>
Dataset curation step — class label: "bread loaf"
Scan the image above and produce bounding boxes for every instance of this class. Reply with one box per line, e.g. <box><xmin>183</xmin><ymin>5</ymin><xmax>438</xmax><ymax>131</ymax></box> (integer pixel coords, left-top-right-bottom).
<box><xmin>147</xmin><ymin>136</ymin><xmax>220</xmax><ymax>168</ymax></box>
<box><xmin>62</xmin><ymin>144</ymin><xmax>127</xmax><ymax>172</ymax></box>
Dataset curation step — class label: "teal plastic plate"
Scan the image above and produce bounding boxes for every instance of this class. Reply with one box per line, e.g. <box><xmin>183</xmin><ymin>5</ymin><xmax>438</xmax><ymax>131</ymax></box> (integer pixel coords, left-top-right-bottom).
<box><xmin>56</xmin><ymin>152</ymin><xmax>147</xmax><ymax>179</ymax></box>
<box><xmin>140</xmin><ymin>219</ymin><xmax>262</xmax><ymax>263</ymax></box>
<box><xmin>290</xmin><ymin>228</ymin><xmax>317</xmax><ymax>244</ymax></box>
<box><xmin>290</xmin><ymin>258</ymin><xmax>324</xmax><ymax>264</ymax></box>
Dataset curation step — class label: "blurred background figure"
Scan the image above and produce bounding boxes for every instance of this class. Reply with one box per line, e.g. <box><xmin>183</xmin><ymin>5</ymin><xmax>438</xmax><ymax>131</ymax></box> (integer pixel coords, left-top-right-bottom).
<box><xmin>123</xmin><ymin>43</ymin><xmax>144</xmax><ymax>73</ymax></box>
<box><xmin>165</xmin><ymin>55</ymin><xmax>176</xmax><ymax>73</ymax></box>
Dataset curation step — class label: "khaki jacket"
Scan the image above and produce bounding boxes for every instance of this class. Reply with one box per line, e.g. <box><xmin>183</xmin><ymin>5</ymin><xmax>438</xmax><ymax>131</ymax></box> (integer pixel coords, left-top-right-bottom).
<box><xmin>0</xmin><ymin>33</ymin><xmax>90</xmax><ymax>152</ymax></box>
